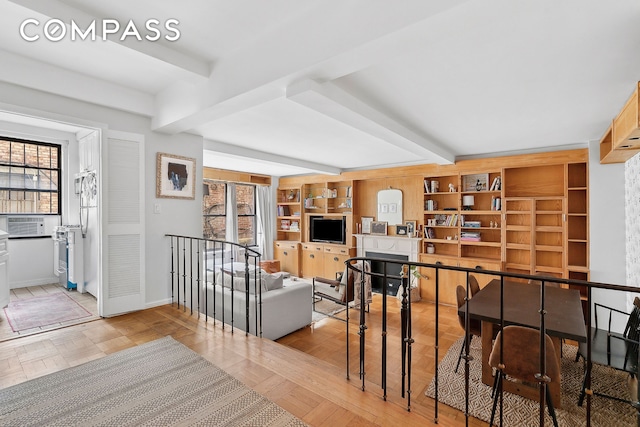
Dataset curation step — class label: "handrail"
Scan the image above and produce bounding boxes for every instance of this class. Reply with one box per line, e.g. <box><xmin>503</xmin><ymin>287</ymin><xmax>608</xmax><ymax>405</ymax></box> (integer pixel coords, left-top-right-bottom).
<box><xmin>344</xmin><ymin>256</ymin><xmax>640</xmax><ymax>426</ymax></box>
<box><xmin>165</xmin><ymin>234</ymin><xmax>262</xmax><ymax>338</ymax></box>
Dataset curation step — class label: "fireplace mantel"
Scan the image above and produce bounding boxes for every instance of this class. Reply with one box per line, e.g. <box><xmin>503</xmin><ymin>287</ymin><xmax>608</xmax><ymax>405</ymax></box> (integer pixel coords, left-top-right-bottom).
<box><xmin>354</xmin><ymin>234</ymin><xmax>421</xmax><ymax>262</ymax></box>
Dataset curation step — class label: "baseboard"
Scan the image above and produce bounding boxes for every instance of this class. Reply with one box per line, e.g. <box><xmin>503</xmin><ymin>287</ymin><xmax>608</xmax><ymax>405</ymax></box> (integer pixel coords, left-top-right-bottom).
<box><xmin>145</xmin><ymin>298</ymin><xmax>172</xmax><ymax>309</ymax></box>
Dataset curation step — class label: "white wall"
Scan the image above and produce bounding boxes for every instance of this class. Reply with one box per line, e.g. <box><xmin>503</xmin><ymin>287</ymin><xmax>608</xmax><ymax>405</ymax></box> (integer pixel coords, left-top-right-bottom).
<box><xmin>588</xmin><ymin>140</ymin><xmax>628</xmax><ymax>328</ymax></box>
<box><xmin>0</xmin><ymin>82</ymin><xmax>203</xmax><ymax>307</ymax></box>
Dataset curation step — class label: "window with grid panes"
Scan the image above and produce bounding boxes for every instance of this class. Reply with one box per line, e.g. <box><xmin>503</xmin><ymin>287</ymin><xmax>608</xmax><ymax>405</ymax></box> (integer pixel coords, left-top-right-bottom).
<box><xmin>203</xmin><ymin>180</ymin><xmax>256</xmax><ymax>246</ymax></box>
<box><xmin>0</xmin><ymin>137</ymin><xmax>60</xmax><ymax>214</ymax></box>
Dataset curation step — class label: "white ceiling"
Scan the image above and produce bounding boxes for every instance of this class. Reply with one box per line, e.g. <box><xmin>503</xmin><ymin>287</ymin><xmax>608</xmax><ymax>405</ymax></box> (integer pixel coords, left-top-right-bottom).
<box><xmin>1</xmin><ymin>0</ymin><xmax>639</xmax><ymax>177</ymax></box>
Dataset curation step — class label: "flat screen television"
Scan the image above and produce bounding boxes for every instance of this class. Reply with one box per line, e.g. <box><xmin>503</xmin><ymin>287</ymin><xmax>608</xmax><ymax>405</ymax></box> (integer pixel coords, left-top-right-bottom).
<box><xmin>309</xmin><ymin>217</ymin><xmax>346</xmax><ymax>244</ymax></box>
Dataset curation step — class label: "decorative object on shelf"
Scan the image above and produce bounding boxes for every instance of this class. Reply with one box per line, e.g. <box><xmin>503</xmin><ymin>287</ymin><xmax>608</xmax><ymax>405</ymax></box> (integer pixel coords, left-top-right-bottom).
<box><xmin>361</xmin><ymin>216</ymin><xmax>374</xmax><ymax>234</ymax></box>
<box><xmin>156</xmin><ymin>152</ymin><xmax>196</xmax><ymax>199</ymax></box>
<box><xmin>449</xmin><ymin>183</ymin><xmax>456</xmax><ymax>192</ymax></box>
<box><xmin>489</xmin><ymin>176</ymin><xmax>502</xmax><ymax>191</ymax></box>
<box><xmin>396</xmin><ymin>225</ymin><xmax>408</xmax><ymax>236</ymax></box>
<box><xmin>287</xmin><ymin>189</ymin><xmax>297</xmax><ymax>200</ymax></box>
<box><xmin>426</xmin><ymin>243</ymin><xmax>435</xmax><ymax>254</ymax></box>
<box><xmin>371</xmin><ymin>221</ymin><xmax>388</xmax><ymax>235</ymax></box>
<box><xmin>462</xmin><ymin>173</ymin><xmax>489</xmax><ymax>192</ymax></box>
<box><xmin>431</xmin><ymin>180</ymin><xmax>440</xmax><ymax>193</ymax></box>
<box><xmin>405</xmin><ymin>220</ymin><xmax>417</xmax><ymax>237</ymax></box>
<box><xmin>462</xmin><ymin>195</ymin><xmax>475</xmax><ymax>210</ymax></box>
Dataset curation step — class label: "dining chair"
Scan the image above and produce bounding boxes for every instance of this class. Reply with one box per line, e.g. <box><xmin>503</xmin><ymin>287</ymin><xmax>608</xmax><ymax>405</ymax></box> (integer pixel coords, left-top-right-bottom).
<box><xmin>575</xmin><ymin>296</ymin><xmax>640</xmax><ymax>405</ymax></box>
<box><xmin>455</xmin><ymin>284</ymin><xmax>482</xmax><ymax>373</ymax></box>
<box><xmin>489</xmin><ymin>325</ymin><xmax>560</xmax><ymax>427</ymax></box>
<box><xmin>469</xmin><ymin>274</ymin><xmax>481</xmax><ymax>296</ymax></box>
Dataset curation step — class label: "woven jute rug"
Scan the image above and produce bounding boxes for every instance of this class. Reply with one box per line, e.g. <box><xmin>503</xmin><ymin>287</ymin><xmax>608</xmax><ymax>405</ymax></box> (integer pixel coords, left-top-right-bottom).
<box><xmin>0</xmin><ymin>336</ymin><xmax>307</xmax><ymax>426</ymax></box>
<box><xmin>426</xmin><ymin>337</ymin><xmax>635</xmax><ymax>426</ymax></box>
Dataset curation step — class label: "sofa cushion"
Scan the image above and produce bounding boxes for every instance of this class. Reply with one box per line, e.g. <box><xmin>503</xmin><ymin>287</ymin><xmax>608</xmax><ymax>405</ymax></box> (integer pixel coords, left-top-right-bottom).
<box><xmin>217</xmin><ymin>269</ymin><xmax>284</xmax><ymax>293</ymax></box>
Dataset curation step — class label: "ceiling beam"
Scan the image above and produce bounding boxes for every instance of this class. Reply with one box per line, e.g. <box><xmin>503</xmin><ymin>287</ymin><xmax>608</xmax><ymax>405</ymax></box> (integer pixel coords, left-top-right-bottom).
<box><xmin>287</xmin><ymin>80</ymin><xmax>455</xmax><ymax>165</ymax></box>
<box><xmin>9</xmin><ymin>0</ymin><xmax>211</xmax><ymax>82</ymax></box>
<box><xmin>0</xmin><ymin>49</ymin><xmax>154</xmax><ymax>116</ymax></box>
<box><xmin>151</xmin><ymin>1</ymin><xmax>470</xmax><ymax>133</ymax></box>
<box><xmin>203</xmin><ymin>139</ymin><xmax>341</xmax><ymax>176</ymax></box>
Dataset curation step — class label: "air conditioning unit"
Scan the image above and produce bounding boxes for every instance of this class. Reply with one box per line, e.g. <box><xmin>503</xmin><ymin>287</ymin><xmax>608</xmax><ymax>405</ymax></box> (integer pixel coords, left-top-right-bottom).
<box><xmin>7</xmin><ymin>216</ymin><xmax>45</xmax><ymax>237</ymax></box>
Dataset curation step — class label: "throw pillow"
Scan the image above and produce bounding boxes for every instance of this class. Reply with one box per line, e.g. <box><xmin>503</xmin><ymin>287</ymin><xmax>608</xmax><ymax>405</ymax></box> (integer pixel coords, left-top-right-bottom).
<box><xmin>263</xmin><ymin>272</ymin><xmax>284</xmax><ymax>291</ymax></box>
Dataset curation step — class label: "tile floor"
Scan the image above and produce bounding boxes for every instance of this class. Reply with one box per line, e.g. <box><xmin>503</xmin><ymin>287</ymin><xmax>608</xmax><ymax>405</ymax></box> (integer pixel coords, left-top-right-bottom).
<box><xmin>0</xmin><ymin>283</ymin><xmax>99</xmax><ymax>342</ymax></box>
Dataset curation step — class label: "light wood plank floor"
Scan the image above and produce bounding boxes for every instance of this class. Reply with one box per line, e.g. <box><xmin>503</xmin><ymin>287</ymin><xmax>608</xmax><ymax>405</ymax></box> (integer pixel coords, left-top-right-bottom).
<box><xmin>0</xmin><ymin>284</ymin><xmax>99</xmax><ymax>342</ymax></box>
<box><xmin>0</xmin><ymin>293</ymin><xmax>486</xmax><ymax>426</ymax></box>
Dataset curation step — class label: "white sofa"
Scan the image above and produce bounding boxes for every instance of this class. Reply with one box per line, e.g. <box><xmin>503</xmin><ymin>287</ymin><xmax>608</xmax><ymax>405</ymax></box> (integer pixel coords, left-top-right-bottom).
<box><xmin>203</xmin><ymin>267</ymin><xmax>312</xmax><ymax>340</ymax></box>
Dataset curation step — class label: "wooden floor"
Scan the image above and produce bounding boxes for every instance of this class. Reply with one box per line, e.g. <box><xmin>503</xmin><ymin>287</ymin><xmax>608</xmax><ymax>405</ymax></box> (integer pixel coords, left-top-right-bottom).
<box><xmin>0</xmin><ymin>292</ymin><xmax>487</xmax><ymax>426</ymax></box>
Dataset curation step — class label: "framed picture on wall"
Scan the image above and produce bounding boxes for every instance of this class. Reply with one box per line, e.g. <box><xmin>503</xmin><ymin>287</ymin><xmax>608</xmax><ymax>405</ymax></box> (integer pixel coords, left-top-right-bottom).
<box><xmin>371</xmin><ymin>221</ymin><xmax>388</xmax><ymax>235</ymax></box>
<box><xmin>156</xmin><ymin>152</ymin><xmax>196</xmax><ymax>199</ymax></box>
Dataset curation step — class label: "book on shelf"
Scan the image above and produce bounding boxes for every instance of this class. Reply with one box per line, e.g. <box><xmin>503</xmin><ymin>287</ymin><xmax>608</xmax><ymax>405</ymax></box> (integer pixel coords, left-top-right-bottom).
<box><xmin>489</xmin><ymin>176</ymin><xmax>501</xmax><ymax>191</ymax></box>
<box><xmin>277</xmin><ymin>205</ymin><xmax>291</xmax><ymax>216</ymax></box>
<box><xmin>425</xmin><ymin>199</ymin><xmax>438</xmax><ymax>211</ymax></box>
<box><xmin>425</xmin><ymin>227</ymin><xmax>436</xmax><ymax>239</ymax></box>
<box><xmin>289</xmin><ymin>221</ymin><xmax>300</xmax><ymax>232</ymax></box>
<box><xmin>491</xmin><ymin>197</ymin><xmax>501</xmax><ymax>211</ymax></box>
<box><xmin>460</xmin><ymin>231</ymin><xmax>481</xmax><ymax>242</ymax></box>
<box><xmin>464</xmin><ymin>220</ymin><xmax>481</xmax><ymax>228</ymax></box>
<box><xmin>280</xmin><ymin>219</ymin><xmax>291</xmax><ymax>230</ymax></box>
<box><xmin>424</xmin><ymin>179</ymin><xmax>430</xmax><ymax>193</ymax></box>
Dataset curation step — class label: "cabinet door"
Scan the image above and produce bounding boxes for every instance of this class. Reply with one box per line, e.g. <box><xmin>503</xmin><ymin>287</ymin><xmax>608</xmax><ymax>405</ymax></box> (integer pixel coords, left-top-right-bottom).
<box><xmin>418</xmin><ymin>254</ymin><xmax>460</xmax><ymax>306</ymax></box>
<box><xmin>301</xmin><ymin>244</ymin><xmax>324</xmax><ymax>278</ymax></box>
<box><xmin>457</xmin><ymin>258</ymin><xmax>502</xmax><ymax>291</ymax></box>
<box><xmin>323</xmin><ymin>246</ymin><xmax>355</xmax><ymax>280</ymax></box>
<box><xmin>274</xmin><ymin>242</ymin><xmax>300</xmax><ymax>276</ymax></box>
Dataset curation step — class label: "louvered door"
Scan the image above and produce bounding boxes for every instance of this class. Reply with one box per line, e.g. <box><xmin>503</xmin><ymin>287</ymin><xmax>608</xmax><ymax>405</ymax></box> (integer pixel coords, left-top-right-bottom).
<box><xmin>99</xmin><ymin>130</ymin><xmax>145</xmax><ymax>317</ymax></box>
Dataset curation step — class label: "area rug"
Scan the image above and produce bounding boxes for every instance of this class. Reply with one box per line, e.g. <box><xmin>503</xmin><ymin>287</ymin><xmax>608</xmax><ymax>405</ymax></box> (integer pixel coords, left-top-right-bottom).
<box><xmin>425</xmin><ymin>337</ymin><xmax>635</xmax><ymax>426</ymax></box>
<box><xmin>312</xmin><ymin>298</ymin><xmax>347</xmax><ymax>323</ymax></box>
<box><xmin>0</xmin><ymin>336</ymin><xmax>307</xmax><ymax>426</ymax></box>
<box><xmin>3</xmin><ymin>292</ymin><xmax>92</xmax><ymax>332</ymax></box>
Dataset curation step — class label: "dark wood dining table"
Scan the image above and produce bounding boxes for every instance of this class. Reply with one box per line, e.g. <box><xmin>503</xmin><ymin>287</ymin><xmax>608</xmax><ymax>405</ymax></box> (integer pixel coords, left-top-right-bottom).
<box><xmin>459</xmin><ymin>278</ymin><xmax>587</xmax><ymax>407</ymax></box>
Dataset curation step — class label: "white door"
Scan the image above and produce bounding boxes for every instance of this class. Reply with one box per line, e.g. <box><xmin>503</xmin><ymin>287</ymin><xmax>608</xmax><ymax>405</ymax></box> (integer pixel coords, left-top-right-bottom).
<box><xmin>98</xmin><ymin>130</ymin><xmax>145</xmax><ymax>317</ymax></box>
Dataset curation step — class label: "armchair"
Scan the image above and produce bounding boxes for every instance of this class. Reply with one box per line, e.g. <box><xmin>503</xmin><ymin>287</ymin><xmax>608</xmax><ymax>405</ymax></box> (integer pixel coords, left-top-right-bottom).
<box><xmin>575</xmin><ymin>297</ymin><xmax>640</xmax><ymax>405</ymax></box>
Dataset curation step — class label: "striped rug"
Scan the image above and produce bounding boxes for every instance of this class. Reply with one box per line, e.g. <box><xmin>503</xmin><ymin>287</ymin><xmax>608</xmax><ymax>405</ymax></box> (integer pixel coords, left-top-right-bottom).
<box><xmin>426</xmin><ymin>337</ymin><xmax>635</xmax><ymax>426</ymax></box>
<box><xmin>0</xmin><ymin>336</ymin><xmax>307</xmax><ymax>426</ymax></box>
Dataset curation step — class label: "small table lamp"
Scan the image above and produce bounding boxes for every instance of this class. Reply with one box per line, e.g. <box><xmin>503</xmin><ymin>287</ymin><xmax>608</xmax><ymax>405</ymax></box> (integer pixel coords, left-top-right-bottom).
<box><xmin>462</xmin><ymin>195</ymin><xmax>475</xmax><ymax>210</ymax></box>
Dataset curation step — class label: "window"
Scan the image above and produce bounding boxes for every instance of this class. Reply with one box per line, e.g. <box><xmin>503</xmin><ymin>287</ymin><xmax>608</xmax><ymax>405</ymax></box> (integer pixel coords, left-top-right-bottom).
<box><xmin>203</xmin><ymin>181</ymin><xmax>226</xmax><ymax>240</ymax></box>
<box><xmin>0</xmin><ymin>137</ymin><xmax>60</xmax><ymax>214</ymax></box>
<box><xmin>235</xmin><ymin>184</ymin><xmax>256</xmax><ymax>246</ymax></box>
<box><xmin>203</xmin><ymin>180</ymin><xmax>256</xmax><ymax>246</ymax></box>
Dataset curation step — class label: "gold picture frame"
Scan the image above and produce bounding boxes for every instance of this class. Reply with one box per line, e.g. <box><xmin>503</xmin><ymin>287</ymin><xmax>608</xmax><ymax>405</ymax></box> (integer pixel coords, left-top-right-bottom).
<box><xmin>156</xmin><ymin>152</ymin><xmax>196</xmax><ymax>199</ymax></box>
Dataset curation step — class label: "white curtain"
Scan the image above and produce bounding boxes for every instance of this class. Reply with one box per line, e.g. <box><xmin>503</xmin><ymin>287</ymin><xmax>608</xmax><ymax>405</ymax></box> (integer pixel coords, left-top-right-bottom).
<box><xmin>226</xmin><ymin>183</ymin><xmax>238</xmax><ymax>243</ymax></box>
<box><xmin>256</xmin><ymin>185</ymin><xmax>274</xmax><ymax>259</ymax></box>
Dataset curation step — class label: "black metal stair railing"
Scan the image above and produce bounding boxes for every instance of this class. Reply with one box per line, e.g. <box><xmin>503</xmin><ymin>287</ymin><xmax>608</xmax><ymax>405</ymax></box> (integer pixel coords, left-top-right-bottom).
<box><xmin>344</xmin><ymin>256</ymin><xmax>640</xmax><ymax>427</ymax></box>
<box><xmin>166</xmin><ymin>234</ymin><xmax>262</xmax><ymax>337</ymax></box>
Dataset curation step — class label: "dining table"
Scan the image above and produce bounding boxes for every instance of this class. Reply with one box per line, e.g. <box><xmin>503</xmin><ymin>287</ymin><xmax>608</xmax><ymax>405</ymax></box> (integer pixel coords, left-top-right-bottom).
<box><xmin>459</xmin><ymin>278</ymin><xmax>587</xmax><ymax>408</ymax></box>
